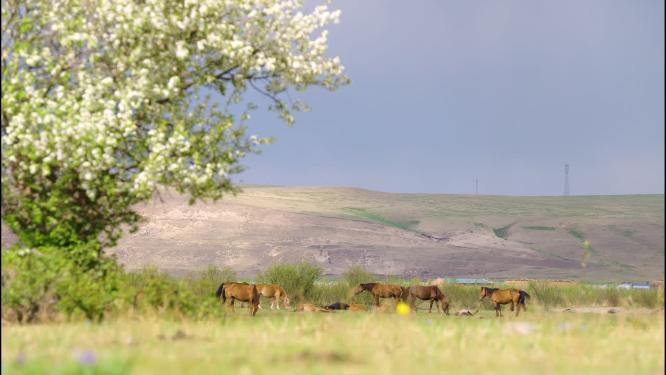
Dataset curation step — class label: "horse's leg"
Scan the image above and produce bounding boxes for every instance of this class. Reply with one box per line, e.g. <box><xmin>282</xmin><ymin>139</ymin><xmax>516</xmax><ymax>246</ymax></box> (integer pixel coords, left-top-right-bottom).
<box><xmin>429</xmin><ymin>299</ymin><xmax>434</xmax><ymax>313</ymax></box>
<box><xmin>375</xmin><ymin>295</ymin><xmax>380</xmax><ymax>307</ymax></box>
<box><xmin>516</xmin><ymin>302</ymin><xmax>520</xmax><ymax>317</ymax></box>
<box><xmin>230</xmin><ymin>297</ymin><xmax>236</xmax><ymax>313</ymax></box>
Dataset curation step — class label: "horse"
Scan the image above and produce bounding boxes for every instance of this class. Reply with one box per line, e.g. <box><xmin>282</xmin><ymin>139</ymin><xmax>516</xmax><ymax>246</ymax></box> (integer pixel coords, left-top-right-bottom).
<box><xmin>324</xmin><ymin>302</ymin><xmax>350</xmax><ymax>310</ymax></box>
<box><xmin>215</xmin><ymin>282</ymin><xmax>260</xmax><ymax>316</ymax></box>
<box><xmin>479</xmin><ymin>287</ymin><xmax>530</xmax><ymax>317</ymax></box>
<box><xmin>454</xmin><ymin>309</ymin><xmax>478</xmax><ymax>316</ymax></box>
<box><xmin>354</xmin><ymin>283</ymin><xmax>406</xmax><ymax>307</ymax></box>
<box><xmin>406</xmin><ymin>285</ymin><xmax>450</xmax><ymax>315</ymax></box>
<box><xmin>348</xmin><ymin>304</ymin><xmax>368</xmax><ymax>312</ymax></box>
<box><xmin>294</xmin><ymin>303</ymin><xmax>332</xmax><ymax>312</ymax></box>
<box><xmin>255</xmin><ymin>283</ymin><xmax>291</xmax><ymax>310</ymax></box>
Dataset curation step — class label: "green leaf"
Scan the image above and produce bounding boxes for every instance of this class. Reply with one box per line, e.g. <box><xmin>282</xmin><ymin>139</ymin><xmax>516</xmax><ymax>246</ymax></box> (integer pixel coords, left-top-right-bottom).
<box><xmin>19</xmin><ymin>18</ymin><xmax>32</xmax><ymax>34</ymax></box>
<box><xmin>14</xmin><ymin>41</ymin><xmax>30</xmax><ymax>53</ymax></box>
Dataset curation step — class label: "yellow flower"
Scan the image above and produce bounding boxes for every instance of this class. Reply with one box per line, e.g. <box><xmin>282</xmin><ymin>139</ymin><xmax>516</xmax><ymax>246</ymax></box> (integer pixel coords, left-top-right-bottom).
<box><xmin>396</xmin><ymin>302</ymin><xmax>410</xmax><ymax>316</ymax></box>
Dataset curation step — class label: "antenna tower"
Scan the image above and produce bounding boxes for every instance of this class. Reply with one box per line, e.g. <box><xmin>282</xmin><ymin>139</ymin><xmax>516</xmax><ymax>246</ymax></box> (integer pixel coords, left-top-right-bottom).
<box><xmin>564</xmin><ymin>164</ymin><xmax>570</xmax><ymax>196</ymax></box>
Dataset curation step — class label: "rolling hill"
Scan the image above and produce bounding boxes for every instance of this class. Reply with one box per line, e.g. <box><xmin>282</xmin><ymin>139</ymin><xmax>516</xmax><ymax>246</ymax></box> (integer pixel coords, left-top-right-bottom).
<box><xmin>2</xmin><ymin>186</ymin><xmax>664</xmax><ymax>281</ymax></box>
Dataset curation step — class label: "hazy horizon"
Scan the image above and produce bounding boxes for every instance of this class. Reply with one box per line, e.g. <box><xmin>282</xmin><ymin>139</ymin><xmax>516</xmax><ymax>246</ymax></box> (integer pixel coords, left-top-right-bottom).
<box><xmin>237</xmin><ymin>183</ymin><xmax>665</xmax><ymax>197</ymax></box>
<box><xmin>232</xmin><ymin>1</ymin><xmax>664</xmax><ymax>196</ymax></box>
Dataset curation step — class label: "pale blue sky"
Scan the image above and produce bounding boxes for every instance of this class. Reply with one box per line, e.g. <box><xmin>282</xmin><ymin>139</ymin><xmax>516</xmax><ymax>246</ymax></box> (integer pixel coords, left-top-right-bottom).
<box><xmin>237</xmin><ymin>0</ymin><xmax>664</xmax><ymax>195</ymax></box>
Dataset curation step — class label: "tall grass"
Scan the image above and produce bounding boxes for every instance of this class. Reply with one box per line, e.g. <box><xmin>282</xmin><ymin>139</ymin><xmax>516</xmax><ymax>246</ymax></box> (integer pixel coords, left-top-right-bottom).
<box><xmin>256</xmin><ymin>263</ymin><xmax>322</xmax><ymax>303</ymax></box>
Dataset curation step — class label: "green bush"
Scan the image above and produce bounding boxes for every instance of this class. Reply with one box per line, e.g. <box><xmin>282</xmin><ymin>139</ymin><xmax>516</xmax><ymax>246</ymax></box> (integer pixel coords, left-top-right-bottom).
<box><xmin>1</xmin><ymin>243</ymin><xmax>123</xmax><ymax>322</ymax></box>
<box><xmin>257</xmin><ymin>263</ymin><xmax>322</xmax><ymax>303</ymax></box>
<box><xmin>441</xmin><ymin>284</ymin><xmax>484</xmax><ymax>310</ymax></box>
<box><xmin>342</xmin><ymin>265</ymin><xmax>372</xmax><ymax>288</ymax></box>
<box><xmin>186</xmin><ymin>265</ymin><xmax>238</xmax><ymax>301</ymax></box>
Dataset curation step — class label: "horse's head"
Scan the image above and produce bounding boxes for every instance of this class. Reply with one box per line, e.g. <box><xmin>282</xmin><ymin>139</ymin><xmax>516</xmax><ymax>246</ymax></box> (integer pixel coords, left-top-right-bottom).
<box><xmin>354</xmin><ymin>283</ymin><xmax>368</xmax><ymax>295</ymax></box>
<box><xmin>283</xmin><ymin>294</ymin><xmax>291</xmax><ymax>308</ymax></box>
<box><xmin>479</xmin><ymin>287</ymin><xmax>489</xmax><ymax>301</ymax></box>
<box><xmin>399</xmin><ymin>286</ymin><xmax>409</xmax><ymax>301</ymax></box>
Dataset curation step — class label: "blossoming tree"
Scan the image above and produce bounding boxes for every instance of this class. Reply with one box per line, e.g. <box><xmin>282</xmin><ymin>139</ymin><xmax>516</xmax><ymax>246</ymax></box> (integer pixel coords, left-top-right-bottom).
<box><xmin>1</xmin><ymin>0</ymin><xmax>348</xmax><ymax>251</ymax></box>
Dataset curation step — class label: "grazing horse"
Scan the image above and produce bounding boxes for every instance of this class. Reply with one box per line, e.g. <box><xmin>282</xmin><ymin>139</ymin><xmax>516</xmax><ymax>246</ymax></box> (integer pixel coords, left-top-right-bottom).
<box><xmin>407</xmin><ymin>285</ymin><xmax>450</xmax><ymax>315</ymax></box>
<box><xmin>479</xmin><ymin>287</ymin><xmax>530</xmax><ymax>317</ymax></box>
<box><xmin>354</xmin><ymin>283</ymin><xmax>406</xmax><ymax>307</ymax></box>
<box><xmin>325</xmin><ymin>302</ymin><xmax>350</xmax><ymax>310</ymax></box>
<box><xmin>294</xmin><ymin>303</ymin><xmax>332</xmax><ymax>312</ymax></box>
<box><xmin>255</xmin><ymin>284</ymin><xmax>291</xmax><ymax>310</ymax></box>
<box><xmin>216</xmin><ymin>282</ymin><xmax>260</xmax><ymax>316</ymax></box>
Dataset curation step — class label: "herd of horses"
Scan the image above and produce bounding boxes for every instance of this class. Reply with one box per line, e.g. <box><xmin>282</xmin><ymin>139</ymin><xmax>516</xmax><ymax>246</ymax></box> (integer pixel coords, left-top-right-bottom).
<box><xmin>215</xmin><ymin>281</ymin><xmax>530</xmax><ymax>318</ymax></box>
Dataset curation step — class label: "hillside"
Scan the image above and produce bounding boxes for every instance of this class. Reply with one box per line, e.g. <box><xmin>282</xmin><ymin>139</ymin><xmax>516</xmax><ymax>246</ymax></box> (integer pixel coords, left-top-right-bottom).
<box><xmin>3</xmin><ymin>187</ymin><xmax>664</xmax><ymax>281</ymax></box>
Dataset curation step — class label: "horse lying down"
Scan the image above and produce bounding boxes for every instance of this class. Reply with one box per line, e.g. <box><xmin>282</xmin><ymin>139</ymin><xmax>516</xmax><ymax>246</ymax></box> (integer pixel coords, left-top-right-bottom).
<box><xmin>294</xmin><ymin>303</ymin><xmax>333</xmax><ymax>312</ymax></box>
<box><xmin>454</xmin><ymin>309</ymin><xmax>478</xmax><ymax>316</ymax></box>
<box><xmin>324</xmin><ymin>302</ymin><xmax>350</xmax><ymax>310</ymax></box>
<box><xmin>324</xmin><ymin>302</ymin><xmax>368</xmax><ymax>311</ymax></box>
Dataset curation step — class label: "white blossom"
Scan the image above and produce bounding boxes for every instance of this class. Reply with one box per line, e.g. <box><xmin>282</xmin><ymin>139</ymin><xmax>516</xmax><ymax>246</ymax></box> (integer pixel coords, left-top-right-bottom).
<box><xmin>2</xmin><ymin>0</ymin><xmax>348</xmax><ymax>246</ymax></box>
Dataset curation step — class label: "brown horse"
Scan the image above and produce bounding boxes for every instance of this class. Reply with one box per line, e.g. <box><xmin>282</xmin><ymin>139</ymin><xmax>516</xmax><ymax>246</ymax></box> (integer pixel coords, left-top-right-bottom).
<box><xmin>294</xmin><ymin>303</ymin><xmax>332</xmax><ymax>312</ymax></box>
<box><xmin>215</xmin><ymin>282</ymin><xmax>260</xmax><ymax>316</ymax></box>
<box><xmin>354</xmin><ymin>283</ymin><xmax>406</xmax><ymax>307</ymax></box>
<box><xmin>324</xmin><ymin>302</ymin><xmax>350</xmax><ymax>310</ymax></box>
<box><xmin>255</xmin><ymin>284</ymin><xmax>291</xmax><ymax>310</ymax></box>
<box><xmin>407</xmin><ymin>285</ymin><xmax>450</xmax><ymax>315</ymax></box>
<box><xmin>479</xmin><ymin>287</ymin><xmax>530</xmax><ymax>317</ymax></box>
<box><xmin>348</xmin><ymin>303</ymin><xmax>368</xmax><ymax>312</ymax></box>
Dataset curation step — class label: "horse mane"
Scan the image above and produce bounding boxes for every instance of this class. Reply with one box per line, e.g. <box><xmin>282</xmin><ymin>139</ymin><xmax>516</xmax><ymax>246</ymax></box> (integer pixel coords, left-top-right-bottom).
<box><xmin>482</xmin><ymin>287</ymin><xmax>498</xmax><ymax>295</ymax></box>
<box><xmin>360</xmin><ymin>282</ymin><xmax>377</xmax><ymax>290</ymax></box>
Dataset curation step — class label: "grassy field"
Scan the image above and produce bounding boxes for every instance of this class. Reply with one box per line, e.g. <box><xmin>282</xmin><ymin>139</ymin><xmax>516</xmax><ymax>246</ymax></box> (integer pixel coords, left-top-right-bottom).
<box><xmin>2</xmin><ymin>307</ymin><xmax>664</xmax><ymax>375</ymax></box>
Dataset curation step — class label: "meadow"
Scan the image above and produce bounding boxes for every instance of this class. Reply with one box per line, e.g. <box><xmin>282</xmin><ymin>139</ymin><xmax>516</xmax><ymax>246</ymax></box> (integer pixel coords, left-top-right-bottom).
<box><xmin>2</xmin><ymin>307</ymin><xmax>664</xmax><ymax>375</ymax></box>
<box><xmin>2</xmin><ymin>264</ymin><xmax>664</xmax><ymax>375</ymax></box>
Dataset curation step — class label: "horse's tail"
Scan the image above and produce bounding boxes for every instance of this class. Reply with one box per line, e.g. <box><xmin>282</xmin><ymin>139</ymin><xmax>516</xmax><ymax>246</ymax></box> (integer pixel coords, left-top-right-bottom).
<box><xmin>251</xmin><ymin>285</ymin><xmax>260</xmax><ymax>305</ymax></box>
<box><xmin>215</xmin><ymin>283</ymin><xmax>226</xmax><ymax>299</ymax></box>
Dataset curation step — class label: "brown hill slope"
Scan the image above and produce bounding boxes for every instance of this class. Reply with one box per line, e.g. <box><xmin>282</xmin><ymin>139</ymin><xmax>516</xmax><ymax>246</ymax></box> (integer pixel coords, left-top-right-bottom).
<box><xmin>3</xmin><ymin>187</ymin><xmax>664</xmax><ymax>281</ymax></box>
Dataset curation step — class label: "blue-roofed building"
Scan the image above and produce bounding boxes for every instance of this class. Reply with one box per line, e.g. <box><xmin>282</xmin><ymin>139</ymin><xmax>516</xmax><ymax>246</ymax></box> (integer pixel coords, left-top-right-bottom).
<box><xmin>617</xmin><ymin>281</ymin><xmax>650</xmax><ymax>289</ymax></box>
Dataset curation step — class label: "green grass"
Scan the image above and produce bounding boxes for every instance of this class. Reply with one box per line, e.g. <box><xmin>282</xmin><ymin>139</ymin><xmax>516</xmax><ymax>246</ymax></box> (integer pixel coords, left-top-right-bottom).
<box><xmin>2</xmin><ymin>310</ymin><xmax>663</xmax><ymax>375</ymax></box>
<box><xmin>342</xmin><ymin>207</ymin><xmax>418</xmax><ymax>231</ymax></box>
<box><xmin>493</xmin><ymin>223</ymin><xmax>514</xmax><ymax>239</ymax></box>
<box><xmin>523</xmin><ymin>226</ymin><xmax>556</xmax><ymax>231</ymax></box>
<box><xmin>568</xmin><ymin>228</ymin><xmax>585</xmax><ymax>241</ymax></box>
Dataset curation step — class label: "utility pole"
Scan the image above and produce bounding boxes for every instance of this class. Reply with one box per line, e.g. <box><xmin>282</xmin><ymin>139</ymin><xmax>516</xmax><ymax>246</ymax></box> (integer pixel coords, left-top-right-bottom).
<box><xmin>564</xmin><ymin>164</ymin><xmax>570</xmax><ymax>196</ymax></box>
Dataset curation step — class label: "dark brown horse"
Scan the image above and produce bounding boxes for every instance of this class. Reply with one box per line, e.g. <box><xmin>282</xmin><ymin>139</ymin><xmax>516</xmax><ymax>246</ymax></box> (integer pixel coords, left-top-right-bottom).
<box><xmin>407</xmin><ymin>285</ymin><xmax>450</xmax><ymax>315</ymax></box>
<box><xmin>354</xmin><ymin>283</ymin><xmax>406</xmax><ymax>307</ymax></box>
<box><xmin>479</xmin><ymin>287</ymin><xmax>530</xmax><ymax>317</ymax></box>
<box><xmin>216</xmin><ymin>282</ymin><xmax>260</xmax><ymax>316</ymax></box>
<box><xmin>324</xmin><ymin>302</ymin><xmax>350</xmax><ymax>310</ymax></box>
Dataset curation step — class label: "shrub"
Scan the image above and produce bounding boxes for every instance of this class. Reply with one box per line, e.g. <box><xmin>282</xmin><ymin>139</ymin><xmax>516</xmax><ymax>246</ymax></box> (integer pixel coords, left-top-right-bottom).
<box><xmin>257</xmin><ymin>263</ymin><xmax>322</xmax><ymax>303</ymax></box>
<box><xmin>186</xmin><ymin>265</ymin><xmax>238</xmax><ymax>301</ymax></box>
<box><xmin>441</xmin><ymin>284</ymin><xmax>483</xmax><ymax>310</ymax></box>
<box><xmin>342</xmin><ymin>265</ymin><xmax>372</xmax><ymax>288</ymax></box>
<box><xmin>1</xmin><ymin>243</ymin><xmax>123</xmax><ymax>322</ymax></box>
